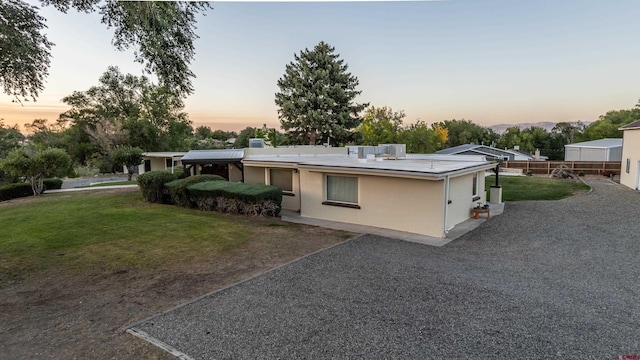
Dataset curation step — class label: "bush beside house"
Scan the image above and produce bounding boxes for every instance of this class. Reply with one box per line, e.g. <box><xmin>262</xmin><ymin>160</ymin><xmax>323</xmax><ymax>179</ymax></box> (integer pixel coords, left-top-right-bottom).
<box><xmin>137</xmin><ymin>170</ymin><xmax>182</xmax><ymax>203</ymax></box>
<box><xmin>164</xmin><ymin>175</ymin><xmax>226</xmax><ymax>207</ymax></box>
<box><xmin>188</xmin><ymin>181</ymin><xmax>282</xmax><ymax>216</ymax></box>
<box><xmin>139</xmin><ymin>172</ymin><xmax>282</xmax><ymax>217</ymax></box>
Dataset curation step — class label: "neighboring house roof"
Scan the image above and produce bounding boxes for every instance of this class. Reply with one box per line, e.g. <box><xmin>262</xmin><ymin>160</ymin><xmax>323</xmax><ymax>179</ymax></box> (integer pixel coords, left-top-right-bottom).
<box><xmin>619</xmin><ymin>120</ymin><xmax>640</xmax><ymax>130</ymax></box>
<box><xmin>436</xmin><ymin>144</ymin><xmax>534</xmax><ymax>160</ymax></box>
<box><xmin>244</xmin><ymin>153</ymin><xmax>495</xmax><ymax>180</ymax></box>
<box><xmin>142</xmin><ymin>152</ymin><xmax>187</xmax><ymax>158</ymax></box>
<box><xmin>564</xmin><ymin>138</ymin><xmax>623</xmax><ymax>149</ymax></box>
<box><xmin>181</xmin><ymin>149</ymin><xmax>244</xmax><ymax>164</ymax></box>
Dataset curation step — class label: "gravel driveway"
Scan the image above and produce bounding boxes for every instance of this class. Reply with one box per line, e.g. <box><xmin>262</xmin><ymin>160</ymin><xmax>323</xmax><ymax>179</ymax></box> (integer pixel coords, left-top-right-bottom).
<box><xmin>128</xmin><ymin>179</ymin><xmax>640</xmax><ymax>359</ymax></box>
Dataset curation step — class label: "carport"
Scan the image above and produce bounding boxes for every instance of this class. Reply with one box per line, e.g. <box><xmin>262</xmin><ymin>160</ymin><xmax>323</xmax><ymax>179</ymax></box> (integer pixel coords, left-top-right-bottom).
<box><xmin>180</xmin><ymin>149</ymin><xmax>244</xmax><ymax>181</ymax></box>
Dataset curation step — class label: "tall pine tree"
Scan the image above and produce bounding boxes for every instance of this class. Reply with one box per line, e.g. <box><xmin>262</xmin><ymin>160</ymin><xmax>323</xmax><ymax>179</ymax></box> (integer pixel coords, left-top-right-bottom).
<box><xmin>275</xmin><ymin>41</ymin><xmax>368</xmax><ymax>146</ymax></box>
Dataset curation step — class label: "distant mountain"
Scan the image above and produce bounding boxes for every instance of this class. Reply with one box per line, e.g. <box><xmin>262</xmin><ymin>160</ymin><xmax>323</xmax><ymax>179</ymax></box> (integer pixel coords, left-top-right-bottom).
<box><xmin>488</xmin><ymin>121</ymin><xmax>589</xmax><ymax>134</ymax></box>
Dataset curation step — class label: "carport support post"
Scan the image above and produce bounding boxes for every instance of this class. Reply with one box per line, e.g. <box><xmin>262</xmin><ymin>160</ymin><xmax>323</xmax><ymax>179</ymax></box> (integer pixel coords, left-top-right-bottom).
<box><xmin>490</xmin><ymin>164</ymin><xmax>503</xmax><ymax>204</ymax></box>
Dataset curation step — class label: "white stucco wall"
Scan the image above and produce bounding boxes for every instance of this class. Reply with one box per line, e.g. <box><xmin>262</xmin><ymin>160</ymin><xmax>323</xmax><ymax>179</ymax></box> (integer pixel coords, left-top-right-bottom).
<box><xmin>621</xmin><ymin>130</ymin><xmax>640</xmax><ymax>190</ymax></box>
<box><xmin>298</xmin><ymin>169</ymin><xmax>447</xmax><ymax>238</ymax></box>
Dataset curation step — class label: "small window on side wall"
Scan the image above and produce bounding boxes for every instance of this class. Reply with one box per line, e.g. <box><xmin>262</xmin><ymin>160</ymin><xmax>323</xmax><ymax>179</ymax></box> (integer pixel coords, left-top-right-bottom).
<box><xmin>326</xmin><ymin>175</ymin><xmax>358</xmax><ymax>205</ymax></box>
<box><xmin>626</xmin><ymin>158</ymin><xmax>631</xmax><ymax>174</ymax></box>
<box><xmin>269</xmin><ymin>168</ymin><xmax>293</xmax><ymax>193</ymax></box>
<box><xmin>472</xmin><ymin>173</ymin><xmax>478</xmax><ymax>197</ymax></box>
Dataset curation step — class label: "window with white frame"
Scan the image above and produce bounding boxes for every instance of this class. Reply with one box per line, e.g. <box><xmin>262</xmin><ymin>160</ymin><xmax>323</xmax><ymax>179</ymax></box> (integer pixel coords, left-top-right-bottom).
<box><xmin>326</xmin><ymin>175</ymin><xmax>358</xmax><ymax>205</ymax></box>
<box><xmin>269</xmin><ymin>168</ymin><xmax>293</xmax><ymax>193</ymax></box>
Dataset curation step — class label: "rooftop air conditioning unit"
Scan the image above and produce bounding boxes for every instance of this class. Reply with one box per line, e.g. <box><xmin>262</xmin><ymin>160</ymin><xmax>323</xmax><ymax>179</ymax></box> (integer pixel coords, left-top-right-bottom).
<box><xmin>249</xmin><ymin>138</ymin><xmax>265</xmax><ymax>148</ymax></box>
<box><xmin>380</xmin><ymin>144</ymin><xmax>406</xmax><ymax>160</ymax></box>
<box><xmin>357</xmin><ymin>146</ymin><xmax>377</xmax><ymax>159</ymax></box>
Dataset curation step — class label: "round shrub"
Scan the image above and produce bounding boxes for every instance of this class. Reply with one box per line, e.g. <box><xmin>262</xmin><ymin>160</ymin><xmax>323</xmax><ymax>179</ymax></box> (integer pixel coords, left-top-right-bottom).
<box><xmin>43</xmin><ymin>178</ymin><xmax>63</xmax><ymax>190</ymax></box>
<box><xmin>137</xmin><ymin>170</ymin><xmax>181</xmax><ymax>203</ymax></box>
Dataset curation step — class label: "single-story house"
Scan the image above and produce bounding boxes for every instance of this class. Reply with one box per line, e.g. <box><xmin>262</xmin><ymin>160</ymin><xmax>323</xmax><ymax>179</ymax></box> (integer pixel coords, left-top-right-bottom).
<box><xmin>180</xmin><ymin>149</ymin><xmax>244</xmax><ymax>181</ymax></box>
<box><xmin>436</xmin><ymin>144</ymin><xmax>542</xmax><ymax>161</ymax></box>
<box><xmin>564</xmin><ymin>138</ymin><xmax>623</xmax><ymax>162</ymax></box>
<box><xmin>139</xmin><ymin>152</ymin><xmax>186</xmax><ymax>174</ymax></box>
<box><xmin>243</xmin><ymin>145</ymin><xmax>496</xmax><ymax>238</ymax></box>
<box><xmin>619</xmin><ymin>120</ymin><xmax>640</xmax><ymax>190</ymax></box>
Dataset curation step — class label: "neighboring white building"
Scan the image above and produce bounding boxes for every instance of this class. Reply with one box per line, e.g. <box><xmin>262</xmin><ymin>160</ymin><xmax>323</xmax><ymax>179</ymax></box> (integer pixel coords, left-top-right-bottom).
<box><xmin>564</xmin><ymin>139</ymin><xmax>623</xmax><ymax>162</ymax></box>
<box><xmin>243</xmin><ymin>145</ymin><xmax>496</xmax><ymax>238</ymax></box>
<box><xmin>139</xmin><ymin>152</ymin><xmax>186</xmax><ymax>174</ymax></box>
<box><xmin>620</xmin><ymin>120</ymin><xmax>640</xmax><ymax>190</ymax></box>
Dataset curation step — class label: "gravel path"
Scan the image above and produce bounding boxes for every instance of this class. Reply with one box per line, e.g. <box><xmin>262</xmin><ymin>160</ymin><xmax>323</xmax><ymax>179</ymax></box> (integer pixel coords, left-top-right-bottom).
<box><xmin>128</xmin><ymin>179</ymin><xmax>640</xmax><ymax>359</ymax></box>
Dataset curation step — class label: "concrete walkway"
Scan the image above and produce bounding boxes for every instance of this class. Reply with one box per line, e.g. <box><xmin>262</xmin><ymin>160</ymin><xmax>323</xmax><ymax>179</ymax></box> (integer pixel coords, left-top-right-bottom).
<box><xmin>281</xmin><ymin>202</ymin><xmax>504</xmax><ymax>247</ymax></box>
<box><xmin>46</xmin><ymin>184</ymin><xmax>138</xmax><ymax>193</ymax></box>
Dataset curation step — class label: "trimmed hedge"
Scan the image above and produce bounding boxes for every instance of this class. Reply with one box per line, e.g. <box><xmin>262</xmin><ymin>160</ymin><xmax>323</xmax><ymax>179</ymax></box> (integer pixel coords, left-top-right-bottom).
<box><xmin>164</xmin><ymin>175</ymin><xmax>225</xmax><ymax>208</ymax></box>
<box><xmin>137</xmin><ymin>170</ymin><xmax>181</xmax><ymax>203</ymax></box>
<box><xmin>0</xmin><ymin>183</ymin><xmax>33</xmax><ymax>201</ymax></box>
<box><xmin>188</xmin><ymin>181</ymin><xmax>282</xmax><ymax>216</ymax></box>
<box><xmin>43</xmin><ymin>178</ymin><xmax>63</xmax><ymax>190</ymax></box>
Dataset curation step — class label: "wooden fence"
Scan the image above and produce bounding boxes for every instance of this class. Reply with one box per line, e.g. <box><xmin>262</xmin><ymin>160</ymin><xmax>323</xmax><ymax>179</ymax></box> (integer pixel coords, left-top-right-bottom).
<box><xmin>501</xmin><ymin>161</ymin><xmax>621</xmax><ymax>176</ymax></box>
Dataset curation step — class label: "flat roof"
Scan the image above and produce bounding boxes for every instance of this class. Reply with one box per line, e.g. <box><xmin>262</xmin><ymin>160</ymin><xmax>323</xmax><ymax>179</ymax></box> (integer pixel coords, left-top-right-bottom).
<box><xmin>143</xmin><ymin>152</ymin><xmax>187</xmax><ymax>158</ymax></box>
<box><xmin>244</xmin><ymin>154</ymin><xmax>494</xmax><ymax>178</ymax></box>
<box><xmin>564</xmin><ymin>138</ymin><xmax>622</xmax><ymax>149</ymax></box>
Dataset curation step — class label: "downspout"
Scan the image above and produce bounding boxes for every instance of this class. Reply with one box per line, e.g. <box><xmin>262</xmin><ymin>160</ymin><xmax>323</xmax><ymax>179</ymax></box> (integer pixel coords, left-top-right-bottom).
<box><xmin>443</xmin><ymin>175</ymin><xmax>451</xmax><ymax>235</ymax></box>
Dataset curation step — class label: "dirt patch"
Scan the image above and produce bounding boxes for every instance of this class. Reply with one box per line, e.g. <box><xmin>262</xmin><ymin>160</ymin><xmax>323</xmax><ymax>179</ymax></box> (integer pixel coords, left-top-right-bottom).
<box><xmin>0</xmin><ymin>191</ymin><xmax>354</xmax><ymax>359</ymax></box>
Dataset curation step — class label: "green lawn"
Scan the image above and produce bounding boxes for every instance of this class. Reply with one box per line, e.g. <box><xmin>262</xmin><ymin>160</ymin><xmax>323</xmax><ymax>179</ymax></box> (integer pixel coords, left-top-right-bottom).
<box><xmin>0</xmin><ymin>191</ymin><xmax>251</xmax><ymax>279</ymax></box>
<box><xmin>485</xmin><ymin>175</ymin><xmax>590</xmax><ymax>201</ymax></box>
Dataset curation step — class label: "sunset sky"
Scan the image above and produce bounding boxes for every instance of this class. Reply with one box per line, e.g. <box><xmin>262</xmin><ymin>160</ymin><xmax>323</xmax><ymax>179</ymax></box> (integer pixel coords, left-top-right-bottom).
<box><xmin>2</xmin><ymin>0</ymin><xmax>640</xmax><ymax>132</ymax></box>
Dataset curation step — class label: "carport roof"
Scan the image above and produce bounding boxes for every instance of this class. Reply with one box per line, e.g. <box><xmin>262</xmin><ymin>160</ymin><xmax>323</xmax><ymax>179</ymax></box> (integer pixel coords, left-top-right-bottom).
<box><xmin>181</xmin><ymin>149</ymin><xmax>244</xmax><ymax>164</ymax></box>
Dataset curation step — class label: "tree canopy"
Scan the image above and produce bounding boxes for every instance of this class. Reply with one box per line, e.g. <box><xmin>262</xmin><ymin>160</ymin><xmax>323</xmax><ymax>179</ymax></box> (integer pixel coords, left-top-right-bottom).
<box><xmin>0</xmin><ymin>147</ymin><xmax>71</xmax><ymax>195</ymax></box>
<box><xmin>435</xmin><ymin>119</ymin><xmax>499</xmax><ymax>148</ymax></box>
<box><xmin>111</xmin><ymin>145</ymin><xmax>143</xmax><ymax>180</ymax></box>
<box><xmin>275</xmin><ymin>41</ymin><xmax>368</xmax><ymax>146</ymax></box>
<box><xmin>0</xmin><ymin>0</ymin><xmax>210</xmax><ymax>101</ymax></box>
<box><xmin>358</xmin><ymin>106</ymin><xmax>405</xmax><ymax>146</ymax></box>
<box><xmin>0</xmin><ymin>0</ymin><xmax>53</xmax><ymax>101</ymax></box>
<box><xmin>59</xmin><ymin>66</ymin><xmax>193</xmax><ymax>156</ymax></box>
<box><xmin>578</xmin><ymin>102</ymin><xmax>640</xmax><ymax>142</ymax></box>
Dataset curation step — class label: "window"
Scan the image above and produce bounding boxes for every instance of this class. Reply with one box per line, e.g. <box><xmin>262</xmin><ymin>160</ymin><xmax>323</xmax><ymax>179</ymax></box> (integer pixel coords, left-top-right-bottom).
<box><xmin>472</xmin><ymin>173</ymin><xmax>478</xmax><ymax>197</ymax></box>
<box><xmin>626</xmin><ymin>158</ymin><xmax>631</xmax><ymax>174</ymax></box>
<box><xmin>165</xmin><ymin>159</ymin><xmax>177</xmax><ymax>168</ymax></box>
<box><xmin>270</xmin><ymin>168</ymin><xmax>293</xmax><ymax>193</ymax></box>
<box><xmin>324</xmin><ymin>175</ymin><xmax>359</xmax><ymax>207</ymax></box>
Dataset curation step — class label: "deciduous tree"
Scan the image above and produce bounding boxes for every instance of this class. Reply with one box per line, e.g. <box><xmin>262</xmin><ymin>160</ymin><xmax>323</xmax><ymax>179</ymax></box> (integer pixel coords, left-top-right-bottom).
<box><xmin>112</xmin><ymin>146</ymin><xmax>143</xmax><ymax>180</ymax></box>
<box><xmin>59</xmin><ymin>66</ymin><xmax>193</xmax><ymax>160</ymax></box>
<box><xmin>0</xmin><ymin>147</ymin><xmax>71</xmax><ymax>195</ymax></box>
<box><xmin>358</xmin><ymin>106</ymin><xmax>404</xmax><ymax>145</ymax></box>
<box><xmin>436</xmin><ymin>119</ymin><xmax>499</xmax><ymax>148</ymax></box>
<box><xmin>1</xmin><ymin>0</ymin><xmax>211</xmax><ymax>101</ymax></box>
<box><xmin>0</xmin><ymin>0</ymin><xmax>53</xmax><ymax>101</ymax></box>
